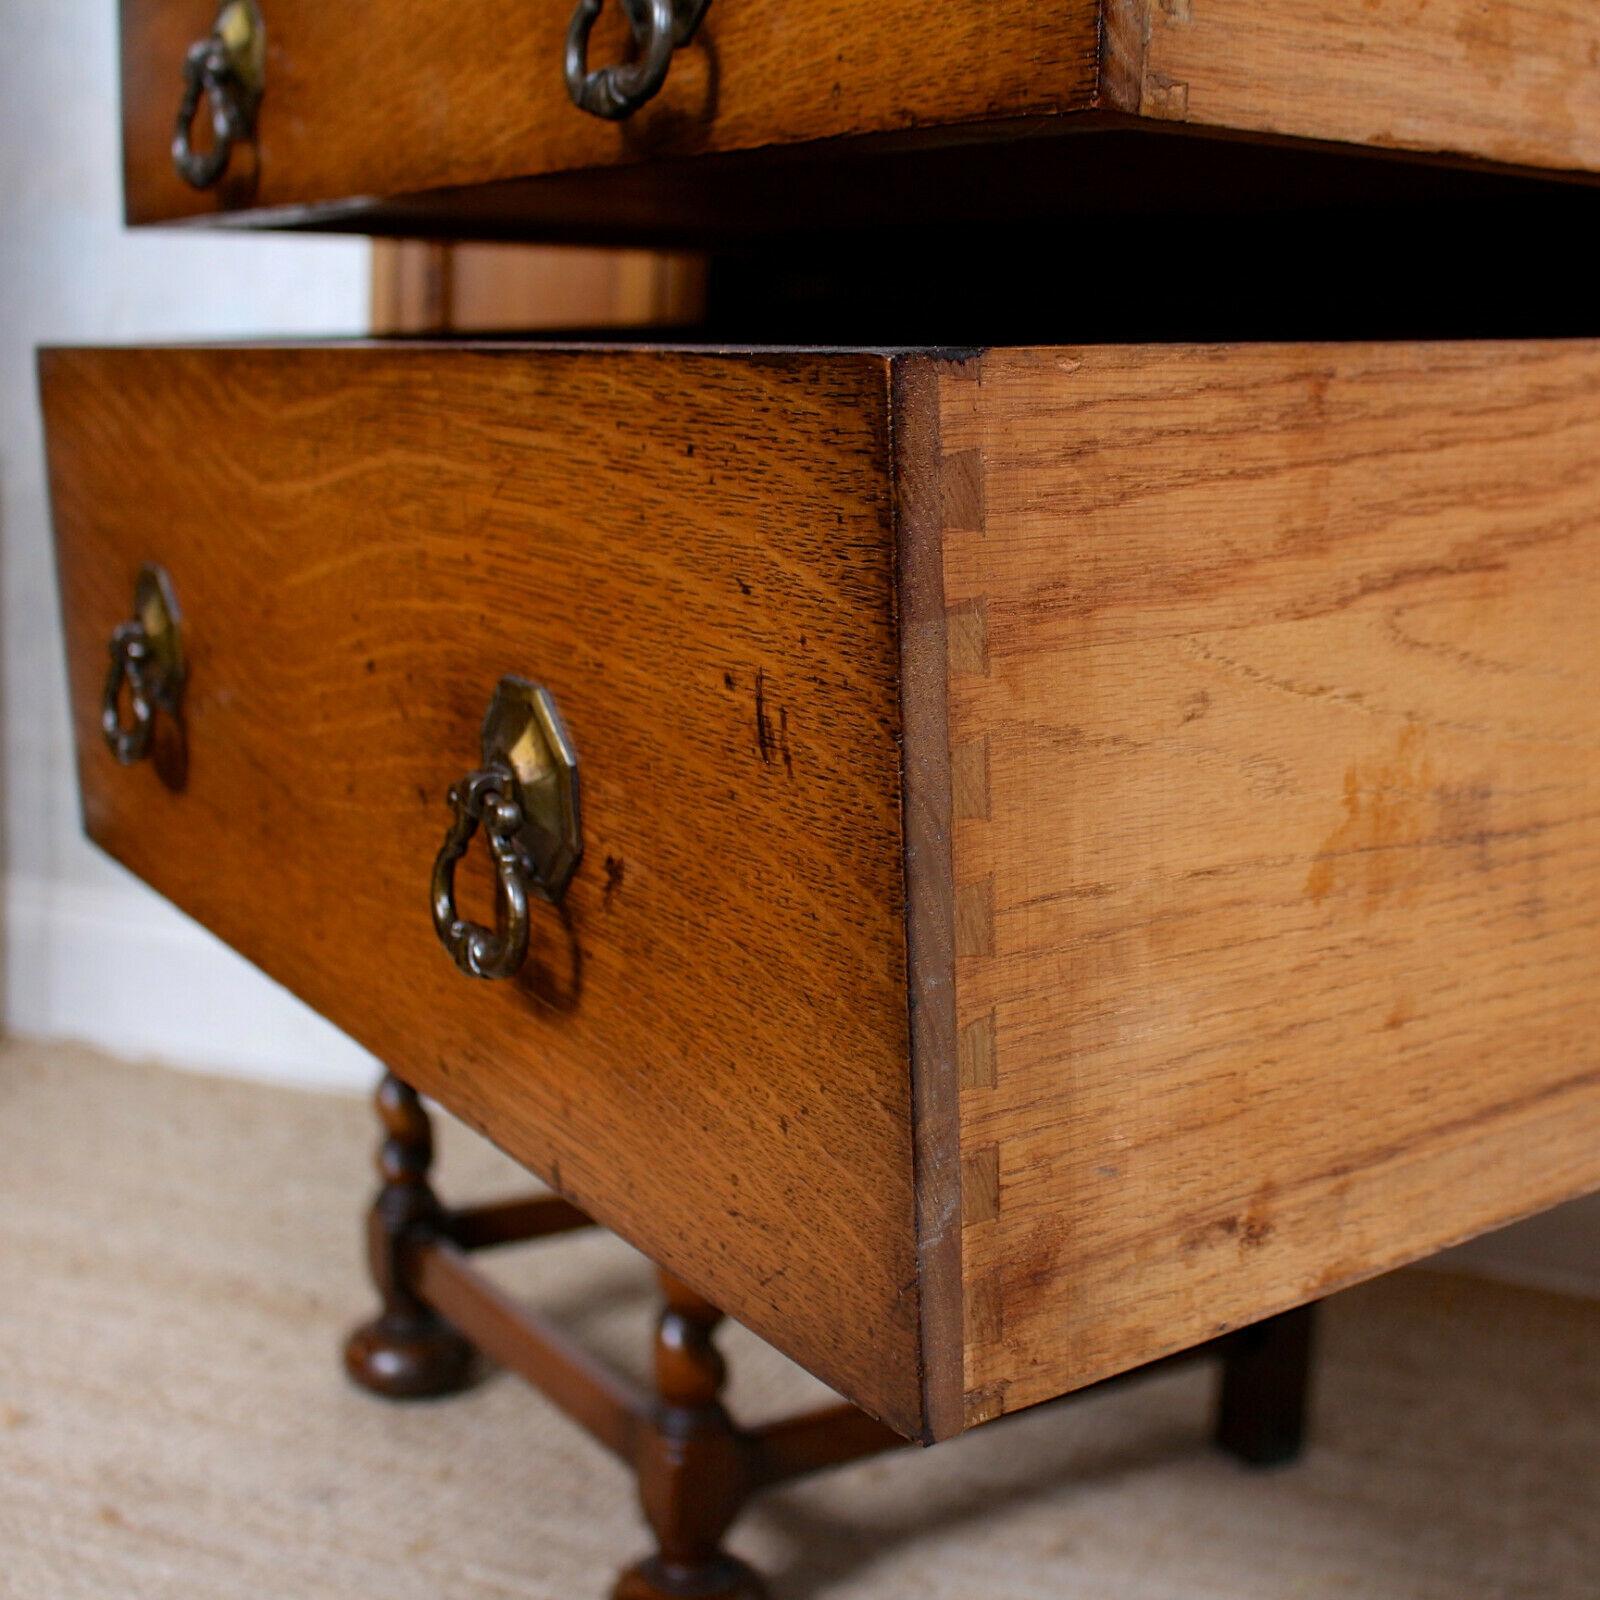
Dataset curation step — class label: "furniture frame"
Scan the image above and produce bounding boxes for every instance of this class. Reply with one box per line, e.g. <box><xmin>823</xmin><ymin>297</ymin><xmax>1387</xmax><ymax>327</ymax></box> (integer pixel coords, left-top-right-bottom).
<box><xmin>344</xmin><ymin>1072</ymin><xmax>1315</xmax><ymax>1600</ymax></box>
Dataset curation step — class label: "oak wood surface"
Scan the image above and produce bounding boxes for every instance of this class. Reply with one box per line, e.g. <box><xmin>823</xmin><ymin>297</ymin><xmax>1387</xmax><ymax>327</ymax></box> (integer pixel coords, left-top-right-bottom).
<box><xmin>41</xmin><ymin>336</ymin><xmax>1600</xmax><ymax>1443</ymax></box>
<box><xmin>1113</xmin><ymin>0</ymin><xmax>1600</xmax><ymax>175</ymax></box>
<box><xmin>122</xmin><ymin>0</ymin><xmax>1102</xmax><ymax>225</ymax></box>
<box><xmin>369</xmin><ymin>242</ymin><xmax>707</xmax><ymax>335</ymax></box>
<box><xmin>124</xmin><ymin>0</ymin><xmax>1600</xmax><ymax>237</ymax></box>
<box><xmin>932</xmin><ymin>341</ymin><xmax>1600</xmax><ymax>1423</ymax></box>
<box><xmin>40</xmin><ymin>343</ymin><xmax>927</xmax><ymax>1434</ymax></box>
<box><xmin>890</xmin><ymin>356</ymin><xmax>965</xmax><ymax>1442</ymax></box>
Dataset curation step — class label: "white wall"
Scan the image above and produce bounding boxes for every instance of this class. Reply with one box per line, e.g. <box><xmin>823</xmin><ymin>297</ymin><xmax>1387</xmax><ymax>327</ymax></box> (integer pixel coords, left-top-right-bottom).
<box><xmin>0</xmin><ymin>0</ymin><xmax>378</xmax><ymax>1089</ymax></box>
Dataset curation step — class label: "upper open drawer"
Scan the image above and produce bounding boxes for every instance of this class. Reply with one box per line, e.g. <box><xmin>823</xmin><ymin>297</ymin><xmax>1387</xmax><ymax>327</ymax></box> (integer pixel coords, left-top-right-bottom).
<box><xmin>124</xmin><ymin>0</ymin><xmax>1600</xmax><ymax>239</ymax></box>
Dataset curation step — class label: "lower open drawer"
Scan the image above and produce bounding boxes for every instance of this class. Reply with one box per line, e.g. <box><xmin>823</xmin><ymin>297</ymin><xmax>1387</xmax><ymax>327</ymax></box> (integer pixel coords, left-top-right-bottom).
<box><xmin>39</xmin><ymin>338</ymin><xmax>1600</xmax><ymax>1440</ymax></box>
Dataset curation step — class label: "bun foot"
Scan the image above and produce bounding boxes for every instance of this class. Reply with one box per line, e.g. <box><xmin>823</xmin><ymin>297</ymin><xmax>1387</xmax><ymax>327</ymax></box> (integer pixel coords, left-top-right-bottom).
<box><xmin>612</xmin><ymin>1555</ymin><xmax>769</xmax><ymax>1600</ymax></box>
<box><xmin>343</xmin><ymin>1312</ymin><xmax>474</xmax><ymax>1400</ymax></box>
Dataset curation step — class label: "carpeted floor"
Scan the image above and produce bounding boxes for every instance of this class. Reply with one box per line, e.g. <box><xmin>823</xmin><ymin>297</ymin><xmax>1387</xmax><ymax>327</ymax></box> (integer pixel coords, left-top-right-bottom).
<box><xmin>2</xmin><ymin>1039</ymin><xmax>1596</xmax><ymax>1600</ymax></box>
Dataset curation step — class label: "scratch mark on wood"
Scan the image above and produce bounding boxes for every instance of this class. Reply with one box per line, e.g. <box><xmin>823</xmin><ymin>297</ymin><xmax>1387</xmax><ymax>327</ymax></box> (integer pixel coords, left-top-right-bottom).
<box><xmin>755</xmin><ymin>667</ymin><xmax>774</xmax><ymax>764</ymax></box>
<box><xmin>603</xmin><ymin>854</ymin><xmax>626</xmax><ymax>910</ymax></box>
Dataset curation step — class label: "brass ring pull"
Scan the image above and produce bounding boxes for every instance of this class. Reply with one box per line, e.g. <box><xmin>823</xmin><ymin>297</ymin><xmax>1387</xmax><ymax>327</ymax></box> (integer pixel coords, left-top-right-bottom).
<box><xmin>102</xmin><ymin>623</ymin><xmax>158</xmax><ymax>765</ymax></box>
<box><xmin>172</xmin><ymin>1</ymin><xmax>265</xmax><ymax>189</ymax></box>
<box><xmin>430</xmin><ymin>679</ymin><xmax>583</xmax><ymax>982</ymax></box>
<box><xmin>101</xmin><ymin>565</ymin><xmax>186</xmax><ymax>767</ymax></box>
<box><xmin>565</xmin><ymin>0</ymin><xmax>711</xmax><ymax>121</ymax></box>
<box><xmin>431</xmin><ymin>766</ymin><xmax>536</xmax><ymax>981</ymax></box>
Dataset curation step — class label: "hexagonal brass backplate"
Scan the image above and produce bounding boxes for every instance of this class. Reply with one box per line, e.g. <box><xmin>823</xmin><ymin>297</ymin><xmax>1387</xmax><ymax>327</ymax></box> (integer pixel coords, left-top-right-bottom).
<box><xmin>480</xmin><ymin>676</ymin><xmax>583</xmax><ymax>903</ymax></box>
<box><xmin>133</xmin><ymin>562</ymin><xmax>186</xmax><ymax>711</ymax></box>
<box><xmin>214</xmin><ymin>0</ymin><xmax>267</xmax><ymax>103</ymax></box>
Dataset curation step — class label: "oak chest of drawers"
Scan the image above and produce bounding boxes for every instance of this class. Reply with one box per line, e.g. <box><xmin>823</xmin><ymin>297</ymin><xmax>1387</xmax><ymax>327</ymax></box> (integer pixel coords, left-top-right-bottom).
<box><xmin>35</xmin><ymin>3</ymin><xmax>1600</xmax><ymax>1595</ymax></box>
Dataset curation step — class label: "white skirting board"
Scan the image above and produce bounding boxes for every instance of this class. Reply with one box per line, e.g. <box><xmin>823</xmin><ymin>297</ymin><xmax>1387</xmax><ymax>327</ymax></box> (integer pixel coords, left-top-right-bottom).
<box><xmin>1</xmin><ymin>874</ymin><xmax>379</xmax><ymax>1092</ymax></box>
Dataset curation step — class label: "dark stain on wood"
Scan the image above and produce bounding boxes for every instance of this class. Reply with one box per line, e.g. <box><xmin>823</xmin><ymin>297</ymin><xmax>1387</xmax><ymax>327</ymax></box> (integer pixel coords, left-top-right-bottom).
<box><xmin>603</xmin><ymin>854</ymin><xmax>626</xmax><ymax>909</ymax></box>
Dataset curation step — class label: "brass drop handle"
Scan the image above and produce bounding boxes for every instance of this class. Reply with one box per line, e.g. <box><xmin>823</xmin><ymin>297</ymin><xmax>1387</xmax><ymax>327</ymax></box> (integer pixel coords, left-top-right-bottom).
<box><xmin>102</xmin><ymin>565</ymin><xmax>186</xmax><ymax>767</ymax></box>
<box><xmin>431</xmin><ymin>766</ymin><xmax>537</xmax><ymax>981</ymax></box>
<box><xmin>173</xmin><ymin>0</ymin><xmax>265</xmax><ymax>189</ymax></box>
<box><xmin>431</xmin><ymin>678</ymin><xmax>583</xmax><ymax>981</ymax></box>
<box><xmin>565</xmin><ymin>0</ymin><xmax>712</xmax><ymax>121</ymax></box>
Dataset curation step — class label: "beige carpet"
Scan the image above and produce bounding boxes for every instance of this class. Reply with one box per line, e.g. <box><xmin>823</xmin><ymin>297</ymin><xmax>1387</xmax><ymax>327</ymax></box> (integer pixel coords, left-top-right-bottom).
<box><xmin>2</xmin><ymin>1040</ymin><xmax>1596</xmax><ymax>1600</ymax></box>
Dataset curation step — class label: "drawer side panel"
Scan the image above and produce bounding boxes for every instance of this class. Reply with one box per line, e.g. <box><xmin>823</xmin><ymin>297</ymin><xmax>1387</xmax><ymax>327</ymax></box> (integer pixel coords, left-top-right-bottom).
<box><xmin>940</xmin><ymin>341</ymin><xmax>1600</xmax><ymax>1422</ymax></box>
<box><xmin>1123</xmin><ymin>0</ymin><xmax>1600</xmax><ymax>175</ymax></box>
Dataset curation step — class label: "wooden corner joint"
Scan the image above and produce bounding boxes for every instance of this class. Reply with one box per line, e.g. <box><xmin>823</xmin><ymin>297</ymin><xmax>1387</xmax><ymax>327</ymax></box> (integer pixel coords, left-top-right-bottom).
<box><xmin>1095</xmin><ymin>0</ymin><xmax>1190</xmax><ymax>120</ymax></box>
<box><xmin>958</xmin><ymin>1010</ymin><xmax>997</xmax><ymax>1089</ymax></box>
<box><xmin>952</xmin><ymin>734</ymin><xmax>990</xmax><ymax>821</ymax></box>
<box><xmin>961</xmin><ymin>1144</ymin><xmax>1001</xmax><ymax>1226</ymax></box>
<box><xmin>942</xmin><ymin>446</ymin><xmax>986</xmax><ymax>536</ymax></box>
<box><xmin>954</xmin><ymin>876</ymin><xmax>996</xmax><ymax>958</ymax></box>
<box><xmin>946</xmin><ymin>598</ymin><xmax>989</xmax><ymax>677</ymax></box>
<box><xmin>962</xmin><ymin>1382</ymin><xmax>1009</xmax><ymax>1429</ymax></box>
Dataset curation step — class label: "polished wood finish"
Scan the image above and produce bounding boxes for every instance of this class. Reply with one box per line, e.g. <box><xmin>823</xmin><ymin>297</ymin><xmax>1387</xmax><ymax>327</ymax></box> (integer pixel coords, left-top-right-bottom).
<box><xmin>891</xmin><ymin>355</ymin><xmax>966</xmax><ymax>1443</ymax></box>
<box><xmin>41</xmin><ymin>339</ymin><xmax>1600</xmax><ymax>1443</ymax></box>
<box><xmin>367</xmin><ymin>241</ymin><xmax>453</xmax><ymax>335</ymax></box>
<box><xmin>443</xmin><ymin>1192</ymin><xmax>597</xmax><ymax>1252</ymax></box>
<box><xmin>613</xmin><ymin>1273</ymin><xmax>769</xmax><ymax>1600</ymax></box>
<box><xmin>418</xmin><ymin>1240</ymin><xmax>647</xmax><ymax>1462</ymax></box>
<box><xmin>122</xmin><ymin>0</ymin><xmax>1600</xmax><ymax>238</ymax></box>
<box><xmin>41</xmin><ymin>342</ymin><xmax>922</xmax><ymax>1433</ymax></box>
<box><xmin>357</xmin><ymin>1081</ymin><xmax>904</xmax><ymax>1599</ymax></box>
<box><xmin>370</xmin><ymin>242</ymin><xmax>706</xmax><ymax>335</ymax></box>
<box><xmin>1111</xmin><ymin>0</ymin><xmax>1600</xmax><ymax>175</ymax></box>
<box><xmin>343</xmin><ymin>1072</ymin><xmax>473</xmax><ymax>1398</ymax></box>
<box><xmin>930</xmin><ymin>341</ymin><xmax>1600</xmax><ymax>1422</ymax></box>
<box><xmin>358</xmin><ymin>1077</ymin><xmax>1309</xmax><ymax>1600</ymax></box>
<box><xmin>121</xmin><ymin>0</ymin><xmax>1101</xmax><ymax>226</ymax></box>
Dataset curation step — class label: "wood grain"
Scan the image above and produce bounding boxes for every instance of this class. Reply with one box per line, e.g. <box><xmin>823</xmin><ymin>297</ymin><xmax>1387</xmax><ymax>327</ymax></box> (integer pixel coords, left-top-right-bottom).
<box><xmin>42</xmin><ymin>336</ymin><xmax>1600</xmax><ymax>1443</ymax></box>
<box><xmin>370</xmin><ymin>242</ymin><xmax>707</xmax><ymax>335</ymax></box>
<box><xmin>368</xmin><ymin>241</ymin><xmax>453</xmax><ymax>335</ymax></box>
<box><xmin>124</xmin><ymin>0</ymin><xmax>1600</xmax><ymax>236</ymax></box>
<box><xmin>890</xmin><ymin>355</ymin><xmax>965</xmax><ymax>1442</ymax></box>
<box><xmin>40</xmin><ymin>343</ymin><xmax>927</xmax><ymax>1434</ymax></box>
<box><xmin>932</xmin><ymin>341</ymin><xmax>1600</xmax><ymax>1420</ymax></box>
<box><xmin>1112</xmin><ymin>0</ymin><xmax>1600</xmax><ymax>174</ymax></box>
<box><xmin>122</xmin><ymin>0</ymin><xmax>1102</xmax><ymax>225</ymax></box>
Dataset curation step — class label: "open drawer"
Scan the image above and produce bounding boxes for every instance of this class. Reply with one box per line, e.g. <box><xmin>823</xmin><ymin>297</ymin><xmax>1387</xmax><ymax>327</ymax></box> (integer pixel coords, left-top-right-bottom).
<box><xmin>39</xmin><ymin>338</ymin><xmax>1600</xmax><ymax>1439</ymax></box>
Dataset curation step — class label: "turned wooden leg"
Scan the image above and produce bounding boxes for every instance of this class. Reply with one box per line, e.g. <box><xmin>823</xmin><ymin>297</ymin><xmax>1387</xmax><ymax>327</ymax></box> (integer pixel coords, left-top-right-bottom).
<box><xmin>1214</xmin><ymin>1301</ymin><xmax>1316</xmax><ymax>1467</ymax></box>
<box><xmin>614</xmin><ymin>1272</ymin><xmax>767</xmax><ymax>1600</ymax></box>
<box><xmin>343</xmin><ymin>1071</ymin><xmax>474</xmax><ymax>1399</ymax></box>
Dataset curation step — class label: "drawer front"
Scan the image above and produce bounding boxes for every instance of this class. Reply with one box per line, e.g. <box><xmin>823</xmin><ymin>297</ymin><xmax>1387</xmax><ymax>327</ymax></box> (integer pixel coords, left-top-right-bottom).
<box><xmin>40</xmin><ymin>344</ymin><xmax>926</xmax><ymax>1433</ymax></box>
<box><xmin>125</xmin><ymin>2</ymin><xmax>1600</xmax><ymax>231</ymax></box>
<box><xmin>121</xmin><ymin>0</ymin><xmax>1100</xmax><ymax>226</ymax></box>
